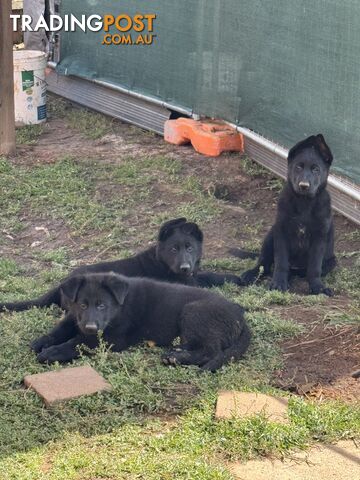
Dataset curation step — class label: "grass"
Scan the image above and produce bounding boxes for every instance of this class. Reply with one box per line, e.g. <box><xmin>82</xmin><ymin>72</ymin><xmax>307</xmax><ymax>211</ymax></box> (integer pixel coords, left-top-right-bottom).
<box><xmin>65</xmin><ymin>109</ymin><xmax>114</xmax><ymax>140</ymax></box>
<box><xmin>16</xmin><ymin>125</ymin><xmax>44</xmax><ymax>145</ymax></box>
<box><xmin>0</xmin><ymin>154</ymin><xmax>194</xmax><ymax>241</ymax></box>
<box><xmin>0</xmin><ymin>101</ymin><xmax>359</xmax><ymax>479</ymax></box>
<box><xmin>47</xmin><ymin>96</ymin><xmax>117</xmax><ymax>140</ymax></box>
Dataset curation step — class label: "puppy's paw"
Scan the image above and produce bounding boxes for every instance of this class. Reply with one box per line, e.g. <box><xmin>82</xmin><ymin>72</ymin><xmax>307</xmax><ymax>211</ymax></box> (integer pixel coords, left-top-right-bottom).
<box><xmin>37</xmin><ymin>345</ymin><xmax>64</xmax><ymax>364</ymax></box>
<box><xmin>241</xmin><ymin>268</ymin><xmax>260</xmax><ymax>285</ymax></box>
<box><xmin>322</xmin><ymin>287</ymin><xmax>334</xmax><ymax>297</ymax></box>
<box><xmin>31</xmin><ymin>335</ymin><xmax>53</xmax><ymax>353</ymax></box>
<box><xmin>233</xmin><ymin>276</ymin><xmax>245</xmax><ymax>286</ymax></box>
<box><xmin>269</xmin><ymin>278</ymin><xmax>288</xmax><ymax>292</ymax></box>
<box><xmin>309</xmin><ymin>283</ymin><xmax>334</xmax><ymax>297</ymax></box>
<box><xmin>201</xmin><ymin>359</ymin><xmax>220</xmax><ymax>372</ymax></box>
<box><xmin>162</xmin><ymin>351</ymin><xmax>179</xmax><ymax>366</ymax></box>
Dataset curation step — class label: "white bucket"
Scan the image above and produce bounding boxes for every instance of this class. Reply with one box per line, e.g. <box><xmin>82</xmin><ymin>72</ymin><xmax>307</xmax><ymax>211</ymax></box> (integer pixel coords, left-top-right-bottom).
<box><xmin>13</xmin><ymin>50</ymin><xmax>47</xmax><ymax>126</ymax></box>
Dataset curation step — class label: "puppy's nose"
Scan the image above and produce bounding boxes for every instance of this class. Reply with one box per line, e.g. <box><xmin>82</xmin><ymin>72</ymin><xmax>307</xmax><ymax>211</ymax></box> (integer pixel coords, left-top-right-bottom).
<box><xmin>180</xmin><ymin>263</ymin><xmax>191</xmax><ymax>273</ymax></box>
<box><xmin>84</xmin><ymin>323</ymin><xmax>98</xmax><ymax>334</ymax></box>
<box><xmin>299</xmin><ymin>181</ymin><xmax>310</xmax><ymax>191</ymax></box>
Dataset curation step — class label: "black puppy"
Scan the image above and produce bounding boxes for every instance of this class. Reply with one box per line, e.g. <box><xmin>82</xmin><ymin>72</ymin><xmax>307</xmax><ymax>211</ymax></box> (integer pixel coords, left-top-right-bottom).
<box><xmin>234</xmin><ymin>134</ymin><xmax>336</xmax><ymax>296</ymax></box>
<box><xmin>32</xmin><ymin>273</ymin><xmax>251</xmax><ymax>371</ymax></box>
<box><xmin>0</xmin><ymin>218</ymin><xmax>246</xmax><ymax>313</ymax></box>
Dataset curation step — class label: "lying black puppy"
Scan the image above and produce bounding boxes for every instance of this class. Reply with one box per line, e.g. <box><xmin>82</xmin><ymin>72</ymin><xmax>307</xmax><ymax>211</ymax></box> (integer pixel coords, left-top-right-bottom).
<box><xmin>233</xmin><ymin>134</ymin><xmax>336</xmax><ymax>296</ymax></box>
<box><xmin>0</xmin><ymin>218</ymin><xmax>247</xmax><ymax>313</ymax></box>
<box><xmin>32</xmin><ymin>272</ymin><xmax>251</xmax><ymax>371</ymax></box>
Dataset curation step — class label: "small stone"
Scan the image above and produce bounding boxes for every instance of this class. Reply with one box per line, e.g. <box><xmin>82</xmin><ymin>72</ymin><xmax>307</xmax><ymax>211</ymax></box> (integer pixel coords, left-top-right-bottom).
<box><xmin>24</xmin><ymin>365</ymin><xmax>111</xmax><ymax>406</ymax></box>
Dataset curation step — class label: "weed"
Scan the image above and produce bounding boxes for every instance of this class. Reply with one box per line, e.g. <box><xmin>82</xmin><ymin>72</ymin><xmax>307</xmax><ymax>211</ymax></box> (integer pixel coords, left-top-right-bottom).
<box><xmin>65</xmin><ymin>108</ymin><xmax>113</xmax><ymax>139</ymax></box>
<box><xmin>16</xmin><ymin>125</ymin><xmax>44</xmax><ymax>145</ymax></box>
<box><xmin>240</xmin><ymin>156</ymin><xmax>269</xmax><ymax>177</ymax></box>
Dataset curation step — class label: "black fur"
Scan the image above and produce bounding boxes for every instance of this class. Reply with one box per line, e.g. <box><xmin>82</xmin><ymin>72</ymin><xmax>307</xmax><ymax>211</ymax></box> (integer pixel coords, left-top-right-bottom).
<box><xmin>32</xmin><ymin>273</ymin><xmax>251</xmax><ymax>371</ymax></box>
<box><xmin>0</xmin><ymin>218</ymin><xmax>246</xmax><ymax>313</ymax></box>
<box><xmin>236</xmin><ymin>134</ymin><xmax>337</xmax><ymax>296</ymax></box>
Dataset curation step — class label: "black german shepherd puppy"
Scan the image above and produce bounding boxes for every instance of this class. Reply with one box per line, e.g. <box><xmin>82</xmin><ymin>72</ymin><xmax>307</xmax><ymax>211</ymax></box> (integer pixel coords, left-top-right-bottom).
<box><xmin>31</xmin><ymin>272</ymin><xmax>251</xmax><ymax>371</ymax></box>
<box><xmin>0</xmin><ymin>218</ymin><xmax>246</xmax><ymax>313</ymax></box>
<box><xmin>234</xmin><ymin>134</ymin><xmax>336</xmax><ymax>296</ymax></box>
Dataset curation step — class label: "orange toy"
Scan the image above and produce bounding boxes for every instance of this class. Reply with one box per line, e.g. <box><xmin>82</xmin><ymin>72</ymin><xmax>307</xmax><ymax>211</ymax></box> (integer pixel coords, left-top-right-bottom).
<box><xmin>164</xmin><ymin>118</ymin><xmax>244</xmax><ymax>156</ymax></box>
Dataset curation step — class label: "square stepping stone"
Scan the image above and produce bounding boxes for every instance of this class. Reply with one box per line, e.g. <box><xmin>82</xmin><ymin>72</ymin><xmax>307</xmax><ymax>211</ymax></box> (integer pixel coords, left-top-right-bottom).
<box><xmin>24</xmin><ymin>365</ymin><xmax>111</xmax><ymax>406</ymax></box>
<box><xmin>215</xmin><ymin>391</ymin><xmax>289</xmax><ymax>424</ymax></box>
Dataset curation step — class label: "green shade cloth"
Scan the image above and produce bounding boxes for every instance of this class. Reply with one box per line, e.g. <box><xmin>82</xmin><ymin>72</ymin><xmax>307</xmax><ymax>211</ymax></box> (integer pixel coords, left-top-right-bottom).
<box><xmin>57</xmin><ymin>0</ymin><xmax>360</xmax><ymax>183</ymax></box>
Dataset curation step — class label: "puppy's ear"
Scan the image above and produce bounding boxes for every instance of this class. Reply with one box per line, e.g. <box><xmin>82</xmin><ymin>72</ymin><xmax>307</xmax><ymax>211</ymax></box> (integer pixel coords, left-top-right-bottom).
<box><xmin>103</xmin><ymin>274</ymin><xmax>129</xmax><ymax>306</ymax></box>
<box><xmin>158</xmin><ymin>217</ymin><xmax>187</xmax><ymax>241</ymax></box>
<box><xmin>60</xmin><ymin>276</ymin><xmax>85</xmax><ymax>307</ymax></box>
<box><xmin>182</xmin><ymin>222</ymin><xmax>203</xmax><ymax>242</ymax></box>
<box><xmin>288</xmin><ymin>135</ymin><xmax>317</xmax><ymax>163</ymax></box>
<box><xmin>288</xmin><ymin>134</ymin><xmax>333</xmax><ymax>166</ymax></box>
<box><xmin>315</xmin><ymin>134</ymin><xmax>333</xmax><ymax>166</ymax></box>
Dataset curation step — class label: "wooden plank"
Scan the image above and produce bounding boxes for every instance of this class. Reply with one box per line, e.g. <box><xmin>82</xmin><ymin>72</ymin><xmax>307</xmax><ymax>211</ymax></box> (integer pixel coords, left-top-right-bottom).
<box><xmin>0</xmin><ymin>0</ymin><xmax>16</xmax><ymax>156</ymax></box>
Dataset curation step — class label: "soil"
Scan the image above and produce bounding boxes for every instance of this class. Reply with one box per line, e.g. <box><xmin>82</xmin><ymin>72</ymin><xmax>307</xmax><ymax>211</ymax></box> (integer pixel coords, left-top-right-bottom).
<box><xmin>8</xmin><ymin>97</ymin><xmax>360</xmax><ymax>403</ymax></box>
<box><xmin>230</xmin><ymin>440</ymin><xmax>360</xmax><ymax>480</ymax></box>
<box><xmin>273</xmin><ymin>302</ymin><xmax>360</xmax><ymax>402</ymax></box>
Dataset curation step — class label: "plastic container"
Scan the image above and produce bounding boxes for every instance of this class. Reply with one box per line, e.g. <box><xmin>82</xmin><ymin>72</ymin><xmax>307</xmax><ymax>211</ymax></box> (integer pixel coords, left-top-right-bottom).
<box><xmin>13</xmin><ymin>50</ymin><xmax>47</xmax><ymax>126</ymax></box>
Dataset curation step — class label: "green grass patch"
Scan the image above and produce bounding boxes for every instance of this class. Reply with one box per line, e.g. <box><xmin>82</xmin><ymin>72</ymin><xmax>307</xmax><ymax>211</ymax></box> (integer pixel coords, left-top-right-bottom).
<box><xmin>327</xmin><ymin>266</ymin><xmax>360</xmax><ymax>300</ymax></box>
<box><xmin>202</xmin><ymin>257</ymin><xmax>249</xmax><ymax>272</ymax></box>
<box><xmin>239</xmin><ymin>156</ymin><xmax>270</xmax><ymax>177</ymax></box>
<box><xmin>0</xmin><ymin>156</ymin><xmax>153</xmax><ymax>237</ymax></box>
<box><xmin>36</xmin><ymin>247</ymin><xmax>70</xmax><ymax>267</ymax></box>
<box><xmin>265</xmin><ymin>177</ymin><xmax>284</xmax><ymax>192</ymax></box>
<box><xmin>112</xmin><ymin>155</ymin><xmax>182</xmax><ymax>186</ymax></box>
<box><xmin>65</xmin><ymin>108</ymin><xmax>114</xmax><ymax>139</ymax></box>
<box><xmin>344</xmin><ymin>229</ymin><xmax>360</xmax><ymax>242</ymax></box>
<box><xmin>16</xmin><ymin>125</ymin><xmax>44</xmax><ymax>145</ymax></box>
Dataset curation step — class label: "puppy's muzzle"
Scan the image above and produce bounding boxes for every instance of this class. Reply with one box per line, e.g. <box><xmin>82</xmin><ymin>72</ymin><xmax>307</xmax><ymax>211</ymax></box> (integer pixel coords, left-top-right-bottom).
<box><xmin>299</xmin><ymin>181</ymin><xmax>310</xmax><ymax>191</ymax></box>
<box><xmin>84</xmin><ymin>323</ymin><xmax>98</xmax><ymax>335</ymax></box>
<box><xmin>180</xmin><ymin>263</ymin><xmax>191</xmax><ymax>274</ymax></box>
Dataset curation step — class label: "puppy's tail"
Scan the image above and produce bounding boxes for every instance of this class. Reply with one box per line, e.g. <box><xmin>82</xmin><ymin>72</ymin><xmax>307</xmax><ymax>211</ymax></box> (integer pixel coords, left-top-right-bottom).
<box><xmin>229</xmin><ymin>248</ymin><xmax>258</xmax><ymax>260</ymax></box>
<box><xmin>202</xmin><ymin>321</ymin><xmax>251</xmax><ymax>372</ymax></box>
<box><xmin>0</xmin><ymin>286</ymin><xmax>61</xmax><ymax>313</ymax></box>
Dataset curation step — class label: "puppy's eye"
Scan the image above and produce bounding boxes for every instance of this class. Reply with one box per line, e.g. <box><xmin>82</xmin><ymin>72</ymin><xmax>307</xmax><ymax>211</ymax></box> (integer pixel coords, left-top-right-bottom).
<box><xmin>97</xmin><ymin>304</ymin><xmax>106</xmax><ymax>310</ymax></box>
<box><xmin>296</xmin><ymin>164</ymin><xmax>304</xmax><ymax>171</ymax></box>
<box><xmin>80</xmin><ymin>304</ymin><xmax>88</xmax><ymax>310</ymax></box>
<box><xmin>312</xmin><ymin>165</ymin><xmax>320</xmax><ymax>173</ymax></box>
<box><xmin>186</xmin><ymin>246</ymin><xmax>193</xmax><ymax>252</ymax></box>
<box><xmin>171</xmin><ymin>246</ymin><xmax>178</xmax><ymax>253</ymax></box>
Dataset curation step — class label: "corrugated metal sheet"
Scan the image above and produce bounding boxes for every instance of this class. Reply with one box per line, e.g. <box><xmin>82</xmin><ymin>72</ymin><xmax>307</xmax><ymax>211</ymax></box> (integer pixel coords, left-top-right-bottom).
<box><xmin>46</xmin><ymin>71</ymin><xmax>170</xmax><ymax>134</ymax></box>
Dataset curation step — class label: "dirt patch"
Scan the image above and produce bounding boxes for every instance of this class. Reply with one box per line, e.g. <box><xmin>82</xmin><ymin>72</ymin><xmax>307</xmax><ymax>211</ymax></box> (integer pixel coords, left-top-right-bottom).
<box><xmin>273</xmin><ymin>303</ymin><xmax>360</xmax><ymax>402</ymax></box>
<box><xmin>162</xmin><ymin>382</ymin><xmax>200</xmax><ymax>413</ymax></box>
<box><xmin>229</xmin><ymin>440</ymin><xmax>360</xmax><ymax>480</ymax></box>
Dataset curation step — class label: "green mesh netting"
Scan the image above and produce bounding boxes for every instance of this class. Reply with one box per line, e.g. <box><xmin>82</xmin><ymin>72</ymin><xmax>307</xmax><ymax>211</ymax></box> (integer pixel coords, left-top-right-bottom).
<box><xmin>57</xmin><ymin>0</ymin><xmax>360</xmax><ymax>183</ymax></box>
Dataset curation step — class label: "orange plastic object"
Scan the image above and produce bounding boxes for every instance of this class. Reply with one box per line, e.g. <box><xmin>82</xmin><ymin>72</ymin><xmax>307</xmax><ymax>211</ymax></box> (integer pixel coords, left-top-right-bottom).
<box><xmin>164</xmin><ymin>118</ymin><xmax>244</xmax><ymax>156</ymax></box>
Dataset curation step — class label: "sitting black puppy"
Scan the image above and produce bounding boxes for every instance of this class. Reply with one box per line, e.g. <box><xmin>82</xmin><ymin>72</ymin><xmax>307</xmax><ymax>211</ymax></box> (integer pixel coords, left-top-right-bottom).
<box><xmin>234</xmin><ymin>134</ymin><xmax>336</xmax><ymax>296</ymax></box>
<box><xmin>0</xmin><ymin>218</ymin><xmax>247</xmax><ymax>313</ymax></box>
<box><xmin>32</xmin><ymin>272</ymin><xmax>251</xmax><ymax>371</ymax></box>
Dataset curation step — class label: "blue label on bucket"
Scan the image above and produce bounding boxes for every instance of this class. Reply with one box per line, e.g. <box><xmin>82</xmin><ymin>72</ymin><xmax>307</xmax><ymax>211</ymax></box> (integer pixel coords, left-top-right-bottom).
<box><xmin>37</xmin><ymin>104</ymin><xmax>47</xmax><ymax>121</ymax></box>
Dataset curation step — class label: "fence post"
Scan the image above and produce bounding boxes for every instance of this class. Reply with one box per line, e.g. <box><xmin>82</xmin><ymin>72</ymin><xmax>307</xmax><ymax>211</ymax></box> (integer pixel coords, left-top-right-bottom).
<box><xmin>0</xmin><ymin>0</ymin><xmax>16</xmax><ymax>156</ymax></box>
